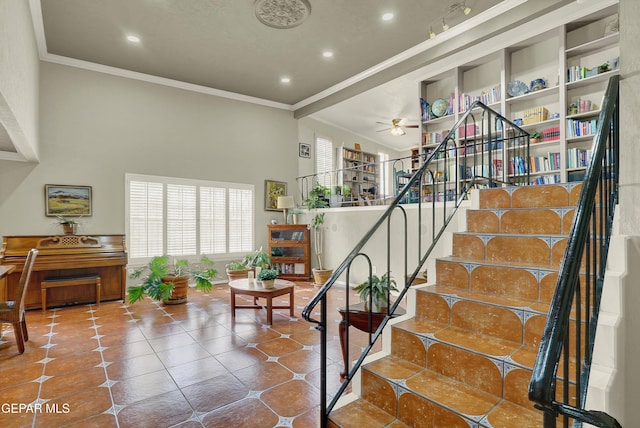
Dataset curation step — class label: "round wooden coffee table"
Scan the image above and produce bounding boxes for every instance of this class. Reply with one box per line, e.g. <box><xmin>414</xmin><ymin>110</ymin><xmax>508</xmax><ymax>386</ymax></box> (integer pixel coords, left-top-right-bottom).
<box><xmin>228</xmin><ymin>278</ymin><xmax>296</xmax><ymax>325</ymax></box>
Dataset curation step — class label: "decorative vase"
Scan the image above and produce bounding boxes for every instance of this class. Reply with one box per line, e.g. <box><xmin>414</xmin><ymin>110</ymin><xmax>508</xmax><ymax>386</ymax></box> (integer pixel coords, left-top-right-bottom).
<box><xmin>62</xmin><ymin>223</ymin><xmax>77</xmax><ymax>235</ymax></box>
<box><xmin>261</xmin><ymin>279</ymin><xmax>275</xmax><ymax>289</ymax></box>
<box><xmin>163</xmin><ymin>275</ymin><xmax>189</xmax><ymax>305</ymax></box>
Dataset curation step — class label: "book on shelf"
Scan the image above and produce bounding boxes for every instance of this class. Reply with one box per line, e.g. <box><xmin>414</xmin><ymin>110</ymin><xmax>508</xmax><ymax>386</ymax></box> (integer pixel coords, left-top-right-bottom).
<box><xmin>542</xmin><ymin>126</ymin><xmax>560</xmax><ymax>141</ymax></box>
<box><xmin>567</xmin><ymin>118</ymin><xmax>598</xmax><ymax>137</ymax></box>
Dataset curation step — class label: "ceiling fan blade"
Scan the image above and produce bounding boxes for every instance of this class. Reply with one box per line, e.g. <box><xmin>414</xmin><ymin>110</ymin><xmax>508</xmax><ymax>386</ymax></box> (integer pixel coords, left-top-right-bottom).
<box><xmin>376</xmin><ymin>127</ymin><xmax>392</xmax><ymax>132</ymax></box>
<box><xmin>403</xmin><ymin>125</ymin><xmax>420</xmax><ymax>129</ymax></box>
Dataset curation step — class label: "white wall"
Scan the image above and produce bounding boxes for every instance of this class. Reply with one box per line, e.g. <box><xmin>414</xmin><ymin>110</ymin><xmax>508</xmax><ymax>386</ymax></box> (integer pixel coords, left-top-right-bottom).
<box><xmin>0</xmin><ymin>62</ymin><xmax>298</xmax><ymax>252</ymax></box>
<box><xmin>0</xmin><ymin>0</ymin><xmax>40</xmax><ymax>160</ymax></box>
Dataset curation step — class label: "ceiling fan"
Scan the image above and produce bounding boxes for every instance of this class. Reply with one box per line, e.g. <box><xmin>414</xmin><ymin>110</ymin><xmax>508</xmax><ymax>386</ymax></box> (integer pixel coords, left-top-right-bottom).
<box><xmin>376</xmin><ymin>118</ymin><xmax>419</xmax><ymax>136</ymax></box>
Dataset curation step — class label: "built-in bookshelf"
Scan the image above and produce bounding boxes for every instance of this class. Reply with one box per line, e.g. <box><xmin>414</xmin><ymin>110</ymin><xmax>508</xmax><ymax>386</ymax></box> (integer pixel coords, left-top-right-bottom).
<box><xmin>407</xmin><ymin>3</ymin><xmax>619</xmax><ymax>198</ymax></box>
<box><xmin>338</xmin><ymin>146</ymin><xmax>379</xmax><ymax>202</ymax></box>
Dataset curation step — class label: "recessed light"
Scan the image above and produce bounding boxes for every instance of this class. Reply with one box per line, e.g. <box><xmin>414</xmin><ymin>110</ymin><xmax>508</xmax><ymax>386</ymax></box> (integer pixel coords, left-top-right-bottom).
<box><xmin>381</xmin><ymin>12</ymin><xmax>394</xmax><ymax>21</ymax></box>
<box><xmin>281</xmin><ymin>77</ymin><xmax>291</xmax><ymax>84</ymax></box>
<box><xmin>126</xmin><ymin>35</ymin><xmax>140</xmax><ymax>43</ymax></box>
<box><xmin>322</xmin><ymin>50</ymin><xmax>334</xmax><ymax>58</ymax></box>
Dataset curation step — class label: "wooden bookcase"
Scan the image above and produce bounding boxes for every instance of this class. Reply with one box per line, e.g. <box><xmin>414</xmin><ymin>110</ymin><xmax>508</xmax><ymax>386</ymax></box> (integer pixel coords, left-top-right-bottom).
<box><xmin>267</xmin><ymin>224</ymin><xmax>311</xmax><ymax>281</ymax></box>
<box><xmin>338</xmin><ymin>146</ymin><xmax>379</xmax><ymax>204</ymax></box>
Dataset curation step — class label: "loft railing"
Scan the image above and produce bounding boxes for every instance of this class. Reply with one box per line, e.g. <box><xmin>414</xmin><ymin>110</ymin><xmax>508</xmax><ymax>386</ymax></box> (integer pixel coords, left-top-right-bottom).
<box><xmin>301</xmin><ymin>101</ymin><xmax>530</xmax><ymax>427</ymax></box>
<box><xmin>529</xmin><ymin>76</ymin><xmax>621</xmax><ymax>427</ymax></box>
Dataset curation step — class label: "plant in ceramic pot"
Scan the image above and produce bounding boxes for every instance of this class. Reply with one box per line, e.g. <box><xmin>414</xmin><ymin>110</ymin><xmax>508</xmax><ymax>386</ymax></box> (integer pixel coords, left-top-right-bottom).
<box><xmin>128</xmin><ymin>255</ymin><xmax>217</xmax><ymax>304</ymax></box>
<box><xmin>530</xmin><ymin>131</ymin><xmax>542</xmax><ymax>144</ymax></box>
<box><xmin>353</xmin><ymin>273</ymin><xmax>399</xmax><ymax>312</ymax></box>
<box><xmin>305</xmin><ymin>185</ymin><xmax>332</xmax><ymax>286</ymax></box>
<box><xmin>257</xmin><ymin>268</ymin><xmax>278</xmax><ymax>289</ymax></box>
<box><xmin>225</xmin><ymin>248</ymin><xmax>271</xmax><ymax>282</ymax></box>
<box><xmin>56</xmin><ymin>215</ymin><xmax>80</xmax><ymax>235</ymax></box>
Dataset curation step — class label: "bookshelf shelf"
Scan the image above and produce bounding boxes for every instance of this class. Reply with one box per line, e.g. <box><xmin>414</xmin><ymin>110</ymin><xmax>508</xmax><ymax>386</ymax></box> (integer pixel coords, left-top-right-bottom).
<box><xmin>405</xmin><ymin>3</ymin><xmax>619</xmax><ymax>197</ymax></box>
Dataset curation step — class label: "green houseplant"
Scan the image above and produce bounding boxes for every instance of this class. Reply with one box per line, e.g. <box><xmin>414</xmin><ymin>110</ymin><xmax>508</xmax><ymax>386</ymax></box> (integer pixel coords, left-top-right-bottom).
<box><xmin>530</xmin><ymin>131</ymin><xmax>541</xmax><ymax>144</ymax></box>
<box><xmin>128</xmin><ymin>255</ymin><xmax>217</xmax><ymax>304</ymax></box>
<box><xmin>353</xmin><ymin>273</ymin><xmax>399</xmax><ymax>312</ymax></box>
<box><xmin>225</xmin><ymin>248</ymin><xmax>272</xmax><ymax>282</ymax></box>
<box><xmin>257</xmin><ymin>268</ymin><xmax>278</xmax><ymax>289</ymax></box>
<box><xmin>305</xmin><ymin>184</ymin><xmax>332</xmax><ymax>286</ymax></box>
<box><xmin>56</xmin><ymin>215</ymin><xmax>80</xmax><ymax>235</ymax></box>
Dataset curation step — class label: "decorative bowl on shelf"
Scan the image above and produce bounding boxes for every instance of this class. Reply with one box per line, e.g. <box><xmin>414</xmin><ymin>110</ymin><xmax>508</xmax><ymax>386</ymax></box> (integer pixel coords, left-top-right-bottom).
<box><xmin>530</xmin><ymin>78</ymin><xmax>546</xmax><ymax>92</ymax></box>
<box><xmin>507</xmin><ymin>80</ymin><xmax>529</xmax><ymax>97</ymax></box>
<box><xmin>430</xmin><ymin>98</ymin><xmax>449</xmax><ymax>117</ymax></box>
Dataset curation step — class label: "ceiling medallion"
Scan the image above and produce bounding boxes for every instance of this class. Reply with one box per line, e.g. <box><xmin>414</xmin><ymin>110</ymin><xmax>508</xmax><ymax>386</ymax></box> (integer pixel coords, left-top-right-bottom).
<box><xmin>254</xmin><ymin>0</ymin><xmax>311</xmax><ymax>29</ymax></box>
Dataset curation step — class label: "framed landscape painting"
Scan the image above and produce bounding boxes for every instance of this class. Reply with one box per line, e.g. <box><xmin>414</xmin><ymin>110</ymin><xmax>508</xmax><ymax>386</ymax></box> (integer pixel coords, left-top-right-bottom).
<box><xmin>264</xmin><ymin>180</ymin><xmax>287</xmax><ymax>211</ymax></box>
<box><xmin>45</xmin><ymin>185</ymin><xmax>92</xmax><ymax>216</ymax></box>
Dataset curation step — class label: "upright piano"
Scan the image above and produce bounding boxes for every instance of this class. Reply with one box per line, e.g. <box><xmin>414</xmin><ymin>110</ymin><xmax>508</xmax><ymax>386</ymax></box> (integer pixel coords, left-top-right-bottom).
<box><xmin>0</xmin><ymin>235</ymin><xmax>127</xmax><ymax>310</ymax></box>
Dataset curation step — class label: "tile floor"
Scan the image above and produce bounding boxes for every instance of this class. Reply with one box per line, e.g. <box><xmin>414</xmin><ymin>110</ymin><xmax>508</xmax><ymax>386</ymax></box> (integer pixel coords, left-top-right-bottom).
<box><xmin>0</xmin><ymin>282</ymin><xmax>373</xmax><ymax>427</ymax></box>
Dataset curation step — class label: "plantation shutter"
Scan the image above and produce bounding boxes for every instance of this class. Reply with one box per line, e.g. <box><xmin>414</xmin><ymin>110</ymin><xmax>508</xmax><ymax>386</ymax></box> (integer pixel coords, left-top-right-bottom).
<box><xmin>315</xmin><ymin>136</ymin><xmax>333</xmax><ymax>187</ymax></box>
<box><xmin>228</xmin><ymin>188</ymin><xmax>253</xmax><ymax>253</ymax></box>
<box><xmin>129</xmin><ymin>181</ymin><xmax>164</xmax><ymax>259</ymax></box>
<box><xmin>200</xmin><ymin>186</ymin><xmax>227</xmax><ymax>254</ymax></box>
<box><xmin>166</xmin><ymin>184</ymin><xmax>197</xmax><ymax>256</ymax></box>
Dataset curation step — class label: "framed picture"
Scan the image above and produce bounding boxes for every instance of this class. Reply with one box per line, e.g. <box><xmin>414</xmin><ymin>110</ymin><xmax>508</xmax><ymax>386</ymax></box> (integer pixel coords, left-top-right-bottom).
<box><xmin>299</xmin><ymin>142</ymin><xmax>311</xmax><ymax>158</ymax></box>
<box><xmin>45</xmin><ymin>185</ymin><xmax>92</xmax><ymax>217</ymax></box>
<box><xmin>264</xmin><ymin>180</ymin><xmax>287</xmax><ymax>211</ymax></box>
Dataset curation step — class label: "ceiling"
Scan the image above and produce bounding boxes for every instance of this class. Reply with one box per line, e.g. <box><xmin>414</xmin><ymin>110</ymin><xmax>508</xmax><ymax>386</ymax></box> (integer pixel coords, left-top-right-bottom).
<box><xmin>7</xmin><ymin>0</ymin><xmax>534</xmax><ymax>155</ymax></box>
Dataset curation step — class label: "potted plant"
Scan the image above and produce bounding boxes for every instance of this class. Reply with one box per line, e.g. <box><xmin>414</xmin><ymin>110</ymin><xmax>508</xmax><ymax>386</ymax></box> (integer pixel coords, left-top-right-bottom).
<box><xmin>225</xmin><ymin>247</ymin><xmax>272</xmax><ymax>282</ymax></box>
<box><xmin>56</xmin><ymin>215</ymin><xmax>80</xmax><ymax>235</ymax></box>
<box><xmin>305</xmin><ymin>186</ymin><xmax>332</xmax><ymax>286</ymax></box>
<box><xmin>128</xmin><ymin>255</ymin><xmax>217</xmax><ymax>305</ymax></box>
<box><xmin>353</xmin><ymin>273</ymin><xmax>399</xmax><ymax>312</ymax></box>
<box><xmin>257</xmin><ymin>268</ymin><xmax>278</xmax><ymax>289</ymax></box>
<box><xmin>530</xmin><ymin>131</ymin><xmax>542</xmax><ymax>144</ymax></box>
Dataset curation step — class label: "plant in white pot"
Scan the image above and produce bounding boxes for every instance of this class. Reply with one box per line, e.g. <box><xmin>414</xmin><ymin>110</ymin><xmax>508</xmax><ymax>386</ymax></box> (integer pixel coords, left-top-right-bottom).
<box><xmin>257</xmin><ymin>268</ymin><xmax>278</xmax><ymax>289</ymax></box>
<box><xmin>305</xmin><ymin>184</ymin><xmax>332</xmax><ymax>286</ymax></box>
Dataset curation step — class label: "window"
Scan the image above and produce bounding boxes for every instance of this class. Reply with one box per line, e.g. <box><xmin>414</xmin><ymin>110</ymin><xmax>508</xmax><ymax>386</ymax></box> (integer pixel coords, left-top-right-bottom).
<box><xmin>126</xmin><ymin>173</ymin><xmax>254</xmax><ymax>263</ymax></box>
<box><xmin>315</xmin><ymin>136</ymin><xmax>333</xmax><ymax>187</ymax></box>
<box><xmin>378</xmin><ymin>152</ymin><xmax>390</xmax><ymax>197</ymax></box>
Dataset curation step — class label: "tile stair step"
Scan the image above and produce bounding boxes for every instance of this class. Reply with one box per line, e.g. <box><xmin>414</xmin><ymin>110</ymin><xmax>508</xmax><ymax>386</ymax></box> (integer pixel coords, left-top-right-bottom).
<box><xmin>466</xmin><ymin>207</ymin><xmax>575</xmax><ymax>235</ymax></box>
<box><xmin>452</xmin><ymin>232</ymin><xmax>568</xmax><ymax>266</ymax></box>
<box><xmin>478</xmin><ymin>183</ymin><xmax>582</xmax><ymax>210</ymax></box>
<box><xmin>389</xmin><ymin>319</ymin><xmax>579</xmax><ymax>408</ymax></box>
<box><xmin>334</xmin><ymin>355</ymin><xmax>543</xmax><ymax>427</ymax></box>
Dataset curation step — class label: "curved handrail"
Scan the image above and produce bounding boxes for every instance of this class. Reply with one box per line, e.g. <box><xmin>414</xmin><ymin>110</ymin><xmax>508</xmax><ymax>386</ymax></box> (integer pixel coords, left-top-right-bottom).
<box><xmin>528</xmin><ymin>75</ymin><xmax>621</xmax><ymax>427</ymax></box>
<box><xmin>301</xmin><ymin>101</ymin><xmax>530</xmax><ymax>426</ymax></box>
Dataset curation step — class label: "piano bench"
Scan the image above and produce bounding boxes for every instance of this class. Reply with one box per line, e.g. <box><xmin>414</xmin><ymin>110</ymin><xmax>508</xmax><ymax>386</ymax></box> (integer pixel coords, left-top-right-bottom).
<box><xmin>41</xmin><ymin>274</ymin><xmax>101</xmax><ymax>314</ymax></box>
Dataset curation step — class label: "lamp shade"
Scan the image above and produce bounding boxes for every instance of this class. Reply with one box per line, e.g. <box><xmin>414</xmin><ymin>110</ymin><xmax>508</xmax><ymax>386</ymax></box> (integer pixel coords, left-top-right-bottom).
<box><xmin>277</xmin><ymin>196</ymin><xmax>295</xmax><ymax>209</ymax></box>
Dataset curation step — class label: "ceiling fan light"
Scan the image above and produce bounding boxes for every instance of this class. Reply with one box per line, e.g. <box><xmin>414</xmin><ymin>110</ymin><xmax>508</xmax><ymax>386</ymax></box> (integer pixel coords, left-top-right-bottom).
<box><xmin>391</xmin><ymin>127</ymin><xmax>406</xmax><ymax>136</ymax></box>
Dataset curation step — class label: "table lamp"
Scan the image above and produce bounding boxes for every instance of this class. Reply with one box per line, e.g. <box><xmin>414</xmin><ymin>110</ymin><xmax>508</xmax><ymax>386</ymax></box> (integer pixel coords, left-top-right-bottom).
<box><xmin>277</xmin><ymin>196</ymin><xmax>295</xmax><ymax>224</ymax></box>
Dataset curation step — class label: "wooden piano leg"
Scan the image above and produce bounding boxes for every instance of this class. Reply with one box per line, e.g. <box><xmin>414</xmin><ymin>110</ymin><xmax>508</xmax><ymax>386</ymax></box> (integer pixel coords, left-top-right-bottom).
<box><xmin>41</xmin><ymin>287</ymin><xmax>47</xmax><ymax>314</ymax></box>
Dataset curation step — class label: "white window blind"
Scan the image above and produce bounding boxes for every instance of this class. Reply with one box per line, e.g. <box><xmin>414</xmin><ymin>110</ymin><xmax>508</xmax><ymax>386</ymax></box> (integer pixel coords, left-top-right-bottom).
<box><xmin>315</xmin><ymin>136</ymin><xmax>333</xmax><ymax>187</ymax></box>
<box><xmin>167</xmin><ymin>184</ymin><xmax>197</xmax><ymax>256</ymax></box>
<box><xmin>126</xmin><ymin>174</ymin><xmax>254</xmax><ymax>263</ymax></box>
<box><xmin>129</xmin><ymin>181</ymin><xmax>164</xmax><ymax>259</ymax></box>
<box><xmin>229</xmin><ymin>188</ymin><xmax>253</xmax><ymax>253</ymax></box>
<box><xmin>200</xmin><ymin>187</ymin><xmax>226</xmax><ymax>254</ymax></box>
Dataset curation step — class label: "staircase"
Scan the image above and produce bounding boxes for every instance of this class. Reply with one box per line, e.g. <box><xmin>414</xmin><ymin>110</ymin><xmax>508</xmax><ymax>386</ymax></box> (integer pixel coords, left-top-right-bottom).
<box><xmin>328</xmin><ymin>183</ymin><xmax>583</xmax><ymax>427</ymax></box>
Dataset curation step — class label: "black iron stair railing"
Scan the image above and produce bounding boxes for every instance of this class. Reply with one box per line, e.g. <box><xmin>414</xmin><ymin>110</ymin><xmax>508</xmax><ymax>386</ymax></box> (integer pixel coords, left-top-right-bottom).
<box><xmin>528</xmin><ymin>77</ymin><xmax>622</xmax><ymax>427</ymax></box>
<box><xmin>301</xmin><ymin>101</ymin><xmax>530</xmax><ymax>427</ymax></box>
